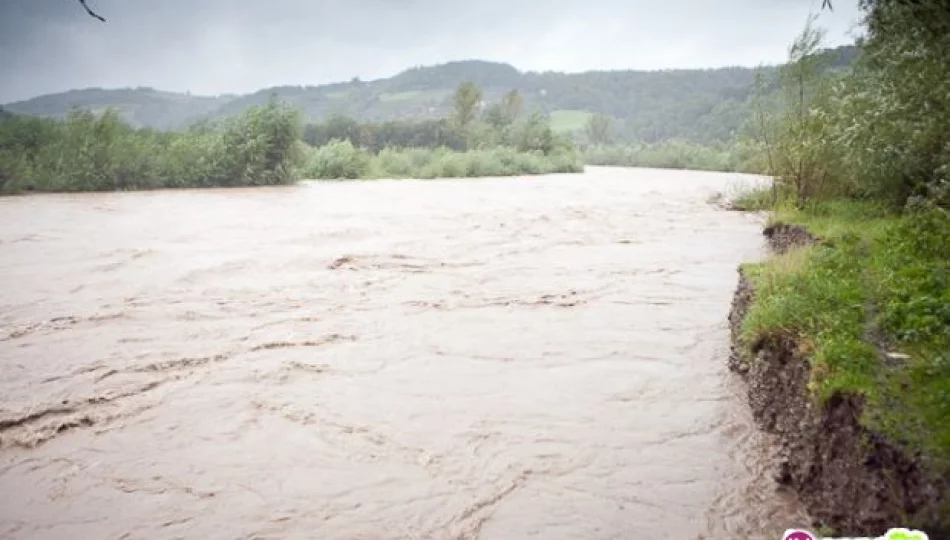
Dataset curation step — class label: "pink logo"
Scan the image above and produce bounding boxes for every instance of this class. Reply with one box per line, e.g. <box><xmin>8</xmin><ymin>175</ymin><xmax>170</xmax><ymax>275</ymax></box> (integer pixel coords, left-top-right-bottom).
<box><xmin>783</xmin><ymin>530</ymin><xmax>816</xmax><ymax>540</ymax></box>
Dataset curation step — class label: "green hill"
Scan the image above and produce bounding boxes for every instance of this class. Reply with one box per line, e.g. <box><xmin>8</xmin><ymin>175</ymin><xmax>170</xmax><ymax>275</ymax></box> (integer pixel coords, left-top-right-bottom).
<box><xmin>3</xmin><ymin>45</ymin><xmax>857</xmax><ymax>143</ymax></box>
<box><xmin>3</xmin><ymin>87</ymin><xmax>236</xmax><ymax>131</ymax></box>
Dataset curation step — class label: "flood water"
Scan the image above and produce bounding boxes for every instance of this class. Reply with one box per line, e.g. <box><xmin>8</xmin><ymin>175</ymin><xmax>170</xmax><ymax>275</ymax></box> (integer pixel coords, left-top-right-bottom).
<box><xmin>0</xmin><ymin>167</ymin><xmax>808</xmax><ymax>539</ymax></box>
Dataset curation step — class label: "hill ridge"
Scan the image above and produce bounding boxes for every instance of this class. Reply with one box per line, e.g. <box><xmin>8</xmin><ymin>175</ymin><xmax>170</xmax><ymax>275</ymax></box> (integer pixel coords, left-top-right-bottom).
<box><xmin>4</xmin><ymin>45</ymin><xmax>857</xmax><ymax>143</ymax></box>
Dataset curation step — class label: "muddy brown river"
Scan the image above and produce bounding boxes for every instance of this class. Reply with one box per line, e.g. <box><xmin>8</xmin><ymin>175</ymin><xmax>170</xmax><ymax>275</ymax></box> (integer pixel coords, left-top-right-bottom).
<box><xmin>0</xmin><ymin>167</ymin><xmax>809</xmax><ymax>539</ymax></box>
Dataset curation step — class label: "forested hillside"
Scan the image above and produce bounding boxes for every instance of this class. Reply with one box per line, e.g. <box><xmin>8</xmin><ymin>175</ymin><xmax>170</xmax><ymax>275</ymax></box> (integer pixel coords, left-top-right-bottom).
<box><xmin>3</xmin><ymin>88</ymin><xmax>236</xmax><ymax>131</ymax></box>
<box><xmin>3</xmin><ymin>45</ymin><xmax>856</xmax><ymax>144</ymax></box>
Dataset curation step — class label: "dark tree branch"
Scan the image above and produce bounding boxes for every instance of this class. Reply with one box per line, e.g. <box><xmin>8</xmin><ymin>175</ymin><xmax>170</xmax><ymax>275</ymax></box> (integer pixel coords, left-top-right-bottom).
<box><xmin>77</xmin><ymin>0</ymin><xmax>106</xmax><ymax>22</ymax></box>
<box><xmin>822</xmin><ymin>0</ymin><xmax>833</xmax><ymax>11</ymax></box>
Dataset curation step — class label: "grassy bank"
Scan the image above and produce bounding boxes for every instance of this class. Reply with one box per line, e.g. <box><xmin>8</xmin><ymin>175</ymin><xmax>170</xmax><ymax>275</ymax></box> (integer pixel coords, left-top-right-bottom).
<box><xmin>582</xmin><ymin>141</ymin><xmax>765</xmax><ymax>173</ymax></box>
<box><xmin>302</xmin><ymin>140</ymin><xmax>582</xmax><ymax>180</ymax></box>
<box><xmin>737</xmin><ymin>198</ymin><xmax>950</xmax><ymax>474</ymax></box>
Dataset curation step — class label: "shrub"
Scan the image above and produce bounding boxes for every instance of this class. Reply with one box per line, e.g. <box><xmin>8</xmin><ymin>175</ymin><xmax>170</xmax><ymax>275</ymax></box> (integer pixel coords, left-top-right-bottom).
<box><xmin>0</xmin><ymin>98</ymin><xmax>303</xmax><ymax>192</ymax></box>
<box><xmin>302</xmin><ymin>139</ymin><xmax>370</xmax><ymax>180</ymax></box>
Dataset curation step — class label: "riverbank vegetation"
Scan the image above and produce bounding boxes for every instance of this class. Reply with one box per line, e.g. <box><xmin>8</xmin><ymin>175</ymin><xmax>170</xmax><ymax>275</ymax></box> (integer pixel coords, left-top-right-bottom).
<box><xmin>0</xmin><ymin>100</ymin><xmax>304</xmax><ymax>192</ymax></box>
<box><xmin>297</xmin><ymin>88</ymin><xmax>580</xmax><ymax>179</ymax></box>
<box><xmin>303</xmin><ymin>141</ymin><xmax>579</xmax><ymax>180</ymax></box>
<box><xmin>582</xmin><ymin>140</ymin><xmax>765</xmax><ymax>173</ymax></box>
<box><xmin>734</xmin><ymin>0</ymin><xmax>950</xmax><ymax>521</ymax></box>
<box><xmin>0</xmin><ymin>84</ymin><xmax>580</xmax><ymax>193</ymax></box>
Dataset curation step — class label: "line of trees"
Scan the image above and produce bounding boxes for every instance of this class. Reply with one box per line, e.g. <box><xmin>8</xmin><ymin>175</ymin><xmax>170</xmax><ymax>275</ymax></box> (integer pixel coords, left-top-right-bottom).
<box><xmin>297</xmin><ymin>83</ymin><xmax>581</xmax><ymax>180</ymax></box>
<box><xmin>302</xmin><ymin>84</ymin><xmax>576</xmax><ymax>158</ymax></box>
<box><xmin>0</xmin><ymin>80</ymin><xmax>583</xmax><ymax>192</ymax></box>
<box><xmin>304</xmin><ymin>116</ymin><xmax>466</xmax><ymax>152</ymax></box>
<box><xmin>0</xmin><ymin>99</ymin><xmax>303</xmax><ymax>192</ymax></box>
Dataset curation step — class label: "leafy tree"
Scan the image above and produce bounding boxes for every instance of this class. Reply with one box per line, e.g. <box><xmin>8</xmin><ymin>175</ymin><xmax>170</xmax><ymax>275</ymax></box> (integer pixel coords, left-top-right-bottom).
<box><xmin>0</xmin><ymin>98</ymin><xmax>303</xmax><ymax>192</ymax></box>
<box><xmin>585</xmin><ymin>113</ymin><xmax>613</xmax><ymax>145</ymax></box>
<box><xmin>752</xmin><ymin>16</ymin><xmax>837</xmax><ymax>207</ymax></box>
<box><xmin>501</xmin><ymin>89</ymin><xmax>524</xmax><ymax>122</ymax></box>
<box><xmin>452</xmin><ymin>81</ymin><xmax>483</xmax><ymax>130</ymax></box>
<box><xmin>512</xmin><ymin>113</ymin><xmax>559</xmax><ymax>155</ymax></box>
<box><xmin>304</xmin><ymin>113</ymin><xmax>361</xmax><ymax>147</ymax></box>
<box><xmin>483</xmin><ymin>89</ymin><xmax>523</xmax><ymax>132</ymax></box>
<box><xmin>483</xmin><ymin>104</ymin><xmax>509</xmax><ymax>130</ymax></box>
<box><xmin>826</xmin><ymin>0</ymin><xmax>950</xmax><ymax>206</ymax></box>
<box><xmin>304</xmin><ymin>116</ymin><xmax>465</xmax><ymax>152</ymax></box>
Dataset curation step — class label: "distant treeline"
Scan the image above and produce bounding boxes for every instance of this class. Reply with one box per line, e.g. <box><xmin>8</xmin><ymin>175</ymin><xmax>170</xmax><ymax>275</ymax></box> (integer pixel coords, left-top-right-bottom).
<box><xmin>0</xmin><ymin>82</ymin><xmax>582</xmax><ymax>192</ymax></box>
<box><xmin>581</xmin><ymin>140</ymin><xmax>766</xmax><ymax>174</ymax></box>
<box><xmin>301</xmin><ymin>83</ymin><xmax>582</xmax><ymax>179</ymax></box>
<box><xmin>304</xmin><ymin>116</ymin><xmax>466</xmax><ymax>152</ymax></box>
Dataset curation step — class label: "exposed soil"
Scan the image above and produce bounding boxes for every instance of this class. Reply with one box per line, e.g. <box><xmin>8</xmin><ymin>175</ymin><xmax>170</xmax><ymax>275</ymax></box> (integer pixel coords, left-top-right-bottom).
<box><xmin>762</xmin><ymin>222</ymin><xmax>820</xmax><ymax>254</ymax></box>
<box><xmin>728</xmin><ymin>226</ymin><xmax>950</xmax><ymax>537</ymax></box>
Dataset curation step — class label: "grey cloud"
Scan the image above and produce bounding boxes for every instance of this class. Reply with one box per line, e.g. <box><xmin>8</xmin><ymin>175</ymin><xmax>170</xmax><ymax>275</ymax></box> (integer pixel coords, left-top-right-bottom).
<box><xmin>0</xmin><ymin>0</ymin><xmax>864</xmax><ymax>103</ymax></box>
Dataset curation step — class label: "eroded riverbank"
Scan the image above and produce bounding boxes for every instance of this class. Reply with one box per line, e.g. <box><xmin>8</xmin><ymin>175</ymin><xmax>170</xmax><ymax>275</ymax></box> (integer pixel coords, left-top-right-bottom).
<box><xmin>729</xmin><ymin>218</ymin><xmax>950</xmax><ymax>537</ymax></box>
<box><xmin>0</xmin><ymin>167</ymin><xmax>807</xmax><ymax>539</ymax></box>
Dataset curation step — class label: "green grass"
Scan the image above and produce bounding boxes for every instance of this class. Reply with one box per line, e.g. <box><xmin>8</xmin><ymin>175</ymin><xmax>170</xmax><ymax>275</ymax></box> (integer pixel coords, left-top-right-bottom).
<box><xmin>730</xmin><ymin>186</ymin><xmax>775</xmax><ymax>211</ymax></box>
<box><xmin>549</xmin><ymin>110</ymin><xmax>594</xmax><ymax>133</ymax></box>
<box><xmin>740</xmin><ymin>200</ymin><xmax>950</xmax><ymax>474</ymax></box>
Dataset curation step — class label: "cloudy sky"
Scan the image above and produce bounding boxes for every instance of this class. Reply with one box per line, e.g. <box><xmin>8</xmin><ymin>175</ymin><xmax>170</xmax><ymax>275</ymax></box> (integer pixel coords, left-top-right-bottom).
<box><xmin>0</xmin><ymin>0</ymin><xmax>864</xmax><ymax>103</ymax></box>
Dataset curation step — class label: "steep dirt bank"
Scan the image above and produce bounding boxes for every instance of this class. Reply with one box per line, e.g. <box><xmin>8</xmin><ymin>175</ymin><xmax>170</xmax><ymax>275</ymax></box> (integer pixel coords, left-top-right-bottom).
<box><xmin>728</xmin><ymin>224</ymin><xmax>949</xmax><ymax>537</ymax></box>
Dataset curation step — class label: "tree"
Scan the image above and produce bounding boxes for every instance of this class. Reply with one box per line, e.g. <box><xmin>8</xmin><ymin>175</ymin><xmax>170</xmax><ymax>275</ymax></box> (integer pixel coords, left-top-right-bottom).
<box><xmin>827</xmin><ymin>0</ymin><xmax>950</xmax><ymax>206</ymax></box>
<box><xmin>483</xmin><ymin>104</ymin><xmax>511</xmax><ymax>132</ymax></box>
<box><xmin>513</xmin><ymin>113</ymin><xmax>557</xmax><ymax>154</ymax></box>
<box><xmin>585</xmin><ymin>114</ymin><xmax>613</xmax><ymax>145</ymax></box>
<box><xmin>452</xmin><ymin>81</ymin><xmax>483</xmax><ymax>130</ymax></box>
<box><xmin>484</xmin><ymin>89</ymin><xmax>524</xmax><ymax>132</ymax></box>
<box><xmin>756</xmin><ymin>15</ymin><xmax>836</xmax><ymax>208</ymax></box>
<box><xmin>220</xmin><ymin>97</ymin><xmax>302</xmax><ymax>185</ymax></box>
<box><xmin>501</xmin><ymin>89</ymin><xmax>523</xmax><ymax>122</ymax></box>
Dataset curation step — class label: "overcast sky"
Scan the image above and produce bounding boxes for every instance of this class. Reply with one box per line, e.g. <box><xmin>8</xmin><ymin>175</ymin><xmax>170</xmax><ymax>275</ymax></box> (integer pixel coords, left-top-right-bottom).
<box><xmin>0</xmin><ymin>0</ymin><xmax>864</xmax><ymax>103</ymax></box>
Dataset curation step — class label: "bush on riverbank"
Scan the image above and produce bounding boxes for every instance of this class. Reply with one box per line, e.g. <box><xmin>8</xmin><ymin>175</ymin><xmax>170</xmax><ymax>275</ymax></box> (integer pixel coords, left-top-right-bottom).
<box><xmin>0</xmin><ymin>99</ymin><xmax>303</xmax><ymax>192</ymax></box>
<box><xmin>301</xmin><ymin>140</ymin><xmax>583</xmax><ymax>180</ymax></box>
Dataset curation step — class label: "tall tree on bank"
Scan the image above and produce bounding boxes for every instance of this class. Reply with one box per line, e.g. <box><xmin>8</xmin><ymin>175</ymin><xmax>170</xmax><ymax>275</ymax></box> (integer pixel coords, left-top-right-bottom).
<box><xmin>753</xmin><ymin>15</ymin><xmax>835</xmax><ymax>208</ymax></box>
<box><xmin>452</xmin><ymin>81</ymin><xmax>483</xmax><ymax>131</ymax></box>
<box><xmin>831</xmin><ymin>0</ymin><xmax>950</xmax><ymax>206</ymax></box>
<box><xmin>485</xmin><ymin>89</ymin><xmax>524</xmax><ymax>129</ymax></box>
<box><xmin>585</xmin><ymin>114</ymin><xmax>613</xmax><ymax>145</ymax></box>
<box><xmin>501</xmin><ymin>90</ymin><xmax>523</xmax><ymax>122</ymax></box>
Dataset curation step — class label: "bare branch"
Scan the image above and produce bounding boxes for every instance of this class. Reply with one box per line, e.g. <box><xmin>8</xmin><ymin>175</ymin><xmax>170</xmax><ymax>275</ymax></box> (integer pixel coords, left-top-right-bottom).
<box><xmin>822</xmin><ymin>0</ymin><xmax>833</xmax><ymax>11</ymax></box>
<box><xmin>77</xmin><ymin>0</ymin><xmax>106</xmax><ymax>22</ymax></box>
